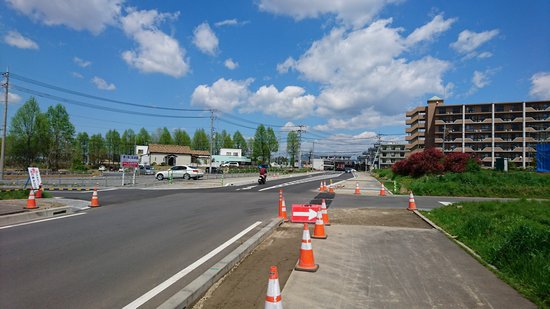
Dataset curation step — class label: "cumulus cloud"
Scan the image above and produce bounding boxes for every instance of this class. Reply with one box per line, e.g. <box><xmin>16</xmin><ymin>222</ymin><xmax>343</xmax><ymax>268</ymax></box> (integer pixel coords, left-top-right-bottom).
<box><xmin>529</xmin><ymin>72</ymin><xmax>550</xmax><ymax>99</ymax></box>
<box><xmin>121</xmin><ymin>8</ymin><xmax>189</xmax><ymax>78</ymax></box>
<box><xmin>314</xmin><ymin>108</ymin><xmax>403</xmax><ymax>131</ymax></box>
<box><xmin>214</xmin><ymin>19</ymin><xmax>249</xmax><ymax>27</ymax></box>
<box><xmin>193</xmin><ymin>22</ymin><xmax>219</xmax><ymax>56</ymax></box>
<box><xmin>247</xmin><ymin>85</ymin><xmax>316</xmax><ymax>118</ymax></box>
<box><xmin>224</xmin><ymin>58</ymin><xmax>239</xmax><ymax>70</ymax></box>
<box><xmin>3</xmin><ymin>30</ymin><xmax>38</xmax><ymax>49</ymax></box>
<box><xmin>450</xmin><ymin>29</ymin><xmax>499</xmax><ymax>55</ymax></box>
<box><xmin>258</xmin><ymin>0</ymin><xmax>397</xmax><ymax>29</ymax></box>
<box><xmin>91</xmin><ymin>76</ymin><xmax>116</xmax><ymax>90</ymax></box>
<box><xmin>276</xmin><ymin>57</ymin><xmax>296</xmax><ymax>74</ymax></box>
<box><xmin>6</xmin><ymin>0</ymin><xmax>122</xmax><ymax>34</ymax></box>
<box><xmin>472</xmin><ymin>70</ymin><xmax>490</xmax><ymax>89</ymax></box>
<box><xmin>4</xmin><ymin>92</ymin><xmax>22</xmax><ymax>104</ymax></box>
<box><xmin>191</xmin><ymin>78</ymin><xmax>253</xmax><ymax>112</ymax></box>
<box><xmin>405</xmin><ymin>14</ymin><xmax>456</xmax><ymax>46</ymax></box>
<box><xmin>73</xmin><ymin>56</ymin><xmax>91</xmax><ymax>68</ymax></box>
<box><xmin>72</xmin><ymin>72</ymin><xmax>84</xmax><ymax>79</ymax></box>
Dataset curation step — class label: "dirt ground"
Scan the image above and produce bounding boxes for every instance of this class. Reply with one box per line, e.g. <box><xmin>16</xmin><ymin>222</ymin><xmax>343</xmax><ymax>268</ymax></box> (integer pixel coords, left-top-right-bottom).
<box><xmin>0</xmin><ymin>198</ymin><xmax>67</xmax><ymax>215</ymax></box>
<box><xmin>192</xmin><ymin>208</ymin><xmax>431</xmax><ymax>309</ymax></box>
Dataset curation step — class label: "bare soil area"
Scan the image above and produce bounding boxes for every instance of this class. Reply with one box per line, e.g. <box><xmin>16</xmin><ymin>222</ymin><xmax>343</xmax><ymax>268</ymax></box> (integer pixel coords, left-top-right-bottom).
<box><xmin>192</xmin><ymin>208</ymin><xmax>431</xmax><ymax>309</ymax></box>
<box><xmin>0</xmin><ymin>198</ymin><xmax>67</xmax><ymax>215</ymax></box>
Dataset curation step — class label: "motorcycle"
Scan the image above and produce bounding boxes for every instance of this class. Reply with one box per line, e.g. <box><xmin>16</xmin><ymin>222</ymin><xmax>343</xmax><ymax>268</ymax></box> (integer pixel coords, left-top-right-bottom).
<box><xmin>258</xmin><ymin>174</ymin><xmax>267</xmax><ymax>185</ymax></box>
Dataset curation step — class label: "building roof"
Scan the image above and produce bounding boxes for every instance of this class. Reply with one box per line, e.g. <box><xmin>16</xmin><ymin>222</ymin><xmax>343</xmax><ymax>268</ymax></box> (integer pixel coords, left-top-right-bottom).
<box><xmin>148</xmin><ymin>144</ymin><xmax>209</xmax><ymax>156</ymax></box>
<box><xmin>428</xmin><ymin>95</ymin><xmax>443</xmax><ymax>101</ymax></box>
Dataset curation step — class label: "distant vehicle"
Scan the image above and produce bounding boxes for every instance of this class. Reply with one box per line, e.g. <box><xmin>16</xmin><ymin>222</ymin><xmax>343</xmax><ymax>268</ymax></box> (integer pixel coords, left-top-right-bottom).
<box><xmin>155</xmin><ymin>165</ymin><xmax>204</xmax><ymax>180</ymax></box>
<box><xmin>98</xmin><ymin>165</ymin><xmax>106</xmax><ymax>171</ymax></box>
<box><xmin>139</xmin><ymin>165</ymin><xmax>155</xmax><ymax>175</ymax></box>
<box><xmin>345</xmin><ymin>168</ymin><xmax>357</xmax><ymax>173</ymax></box>
<box><xmin>221</xmin><ymin>162</ymin><xmax>239</xmax><ymax>167</ymax></box>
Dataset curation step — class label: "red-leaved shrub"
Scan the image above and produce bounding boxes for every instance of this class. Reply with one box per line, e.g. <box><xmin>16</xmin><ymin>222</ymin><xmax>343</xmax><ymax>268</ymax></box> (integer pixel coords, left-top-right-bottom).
<box><xmin>443</xmin><ymin>152</ymin><xmax>473</xmax><ymax>173</ymax></box>
<box><xmin>392</xmin><ymin>148</ymin><xmax>480</xmax><ymax>177</ymax></box>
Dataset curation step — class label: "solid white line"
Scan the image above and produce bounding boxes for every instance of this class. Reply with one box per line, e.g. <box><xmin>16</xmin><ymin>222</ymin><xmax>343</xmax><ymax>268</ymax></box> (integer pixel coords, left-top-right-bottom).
<box><xmin>122</xmin><ymin>221</ymin><xmax>263</xmax><ymax>309</ymax></box>
<box><xmin>0</xmin><ymin>213</ymin><xmax>86</xmax><ymax>230</ymax></box>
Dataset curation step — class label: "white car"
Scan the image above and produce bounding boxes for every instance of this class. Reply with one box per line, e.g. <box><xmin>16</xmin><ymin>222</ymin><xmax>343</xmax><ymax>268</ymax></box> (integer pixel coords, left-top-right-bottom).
<box><xmin>221</xmin><ymin>162</ymin><xmax>239</xmax><ymax>167</ymax></box>
<box><xmin>155</xmin><ymin>165</ymin><xmax>204</xmax><ymax>180</ymax></box>
<box><xmin>98</xmin><ymin>165</ymin><xmax>106</xmax><ymax>171</ymax></box>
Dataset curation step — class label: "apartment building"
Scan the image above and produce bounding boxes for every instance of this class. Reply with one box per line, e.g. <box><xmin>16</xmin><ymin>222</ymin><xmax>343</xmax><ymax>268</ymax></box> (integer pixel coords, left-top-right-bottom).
<box><xmin>406</xmin><ymin>96</ymin><xmax>550</xmax><ymax>168</ymax></box>
<box><xmin>368</xmin><ymin>142</ymin><xmax>406</xmax><ymax>169</ymax></box>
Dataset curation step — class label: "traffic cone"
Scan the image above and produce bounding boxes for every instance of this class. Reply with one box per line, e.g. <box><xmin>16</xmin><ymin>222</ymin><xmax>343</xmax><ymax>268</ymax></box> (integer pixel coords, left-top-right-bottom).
<box><xmin>278</xmin><ymin>189</ymin><xmax>283</xmax><ymax>212</ymax></box>
<box><xmin>278</xmin><ymin>198</ymin><xmax>288</xmax><ymax>222</ymax></box>
<box><xmin>312</xmin><ymin>209</ymin><xmax>327</xmax><ymax>239</ymax></box>
<box><xmin>321</xmin><ymin>199</ymin><xmax>330</xmax><ymax>226</ymax></box>
<box><xmin>265</xmin><ymin>266</ymin><xmax>283</xmax><ymax>309</ymax></box>
<box><xmin>379</xmin><ymin>183</ymin><xmax>386</xmax><ymax>196</ymax></box>
<box><xmin>295</xmin><ymin>223</ymin><xmax>319</xmax><ymax>272</ymax></box>
<box><xmin>90</xmin><ymin>188</ymin><xmax>100</xmax><ymax>207</ymax></box>
<box><xmin>354</xmin><ymin>182</ymin><xmax>361</xmax><ymax>195</ymax></box>
<box><xmin>328</xmin><ymin>180</ymin><xmax>335</xmax><ymax>194</ymax></box>
<box><xmin>407</xmin><ymin>191</ymin><xmax>417</xmax><ymax>211</ymax></box>
<box><xmin>35</xmin><ymin>184</ymin><xmax>42</xmax><ymax>198</ymax></box>
<box><xmin>25</xmin><ymin>189</ymin><xmax>37</xmax><ymax>209</ymax></box>
<box><xmin>323</xmin><ymin>181</ymin><xmax>327</xmax><ymax>192</ymax></box>
<box><xmin>319</xmin><ymin>181</ymin><xmax>324</xmax><ymax>192</ymax></box>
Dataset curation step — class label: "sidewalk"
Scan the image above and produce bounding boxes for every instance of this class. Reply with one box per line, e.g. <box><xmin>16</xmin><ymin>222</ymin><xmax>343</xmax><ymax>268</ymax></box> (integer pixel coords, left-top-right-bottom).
<box><xmin>334</xmin><ymin>171</ymin><xmax>390</xmax><ymax>196</ymax></box>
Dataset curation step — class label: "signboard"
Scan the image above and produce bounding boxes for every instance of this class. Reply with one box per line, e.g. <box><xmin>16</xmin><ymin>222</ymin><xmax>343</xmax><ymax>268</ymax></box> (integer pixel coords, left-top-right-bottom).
<box><xmin>121</xmin><ymin>154</ymin><xmax>139</xmax><ymax>168</ymax></box>
<box><xmin>27</xmin><ymin>167</ymin><xmax>42</xmax><ymax>190</ymax></box>
<box><xmin>291</xmin><ymin>204</ymin><xmax>321</xmax><ymax>223</ymax></box>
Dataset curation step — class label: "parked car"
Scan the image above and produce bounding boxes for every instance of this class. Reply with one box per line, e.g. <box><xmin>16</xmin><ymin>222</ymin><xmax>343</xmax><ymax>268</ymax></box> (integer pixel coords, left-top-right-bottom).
<box><xmin>221</xmin><ymin>162</ymin><xmax>239</xmax><ymax>167</ymax></box>
<box><xmin>155</xmin><ymin>165</ymin><xmax>204</xmax><ymax>180</ymax></box>
<box><xmin>139</xmin><ymin>165</ymin><xmax>155</xmax><ymax>175</ymax></box>
<box><xmin>98</xmin><ymin>165</ymin><xmax>106</xmax><ymax>171</ymax></box>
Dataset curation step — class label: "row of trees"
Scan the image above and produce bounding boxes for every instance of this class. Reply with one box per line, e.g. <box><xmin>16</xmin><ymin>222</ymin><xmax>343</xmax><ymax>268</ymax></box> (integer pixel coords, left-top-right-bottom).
<box><xmin>5</xmin><ymin>97</ymin><xmax>302</xmax><ymax>169</ymax></box>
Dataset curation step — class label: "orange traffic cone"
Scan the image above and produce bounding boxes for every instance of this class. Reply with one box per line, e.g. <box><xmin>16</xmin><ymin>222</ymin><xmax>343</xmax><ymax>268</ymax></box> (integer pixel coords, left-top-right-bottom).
<box><xmin>323</xmin><ymin>181</ymin><xmax>328</xmax><ymax>192</ymax></box>
<box><xmin>319</xmin><ymin>181</ymin><xmax>324</xmax><ymax>192</ymax></box>
<box><xmin>407</xmin><ymin>191</ymin><xmax>417</xmax><ymax>211</ymax></box>
<box><xmin>295</xmin><ymin>223</ymin><xmax>319</xmax><ymax>272</ymax></box>
<box><xmin>90</xmin><ymin>188</ymin><xmax>100</xmax><ymax>207</ymax></box>
<box><xmin>328</xmin><ymin>181</ymin><xmax>335</xmax><ymax>194</ymax></box>
<box><xmin>25</xmin><ymin>189</ymin><xmax>37</xmax><ymax>209</ymax></box>
<box><xmin>35</xmin><ymin>184</ymin><xmax>42</xmax><ymax>198</ymax></box>
<box><xmin>278</xmin><ymin>189</ymin><xmax>283</xmax><ymax>213</ymax></box>
<box><xmin>265</xmin><ymin>266</ymin><xmax>283</xmax><ymax>309</ymax></box>
<box><xmin>379</xmin><ymin>183</ymin><xmax>386</xmax><ymax>196</ymax></box>
<box><xmin>312</xmin><ymin>209</ymin><xmax>327</xmax><ymax>239</ymax></box>
<box><xmin>278</xmin><ymin>198</ymin><xmax>288</xmax><ymax>222</ymax></box>
<box><xmin>321</xmin><ymin>199</ymin><xmax>330</xmax><ymax>226</ymax></box>
<box><xmin>354</xmin><ymin>182</ymin><xmax>361</xmax><ymax>195</ymax></box>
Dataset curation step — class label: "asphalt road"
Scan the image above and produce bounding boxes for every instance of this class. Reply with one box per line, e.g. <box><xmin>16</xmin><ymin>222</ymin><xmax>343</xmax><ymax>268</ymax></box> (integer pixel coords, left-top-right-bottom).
<box><xmin>0</xmin><ymin>173</ymin><xmax>351</xmax><ymax>308</ymax></box>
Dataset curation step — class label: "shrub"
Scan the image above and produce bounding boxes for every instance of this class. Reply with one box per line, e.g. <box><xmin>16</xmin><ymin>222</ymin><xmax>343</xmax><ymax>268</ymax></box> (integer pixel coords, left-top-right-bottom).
<box><xmin>393</xmin><ymin>149</ymin><xmax>481</xmax><ymax>177</ymax></box>
<box><xmin>443</xmin><ymin>152</ymin><xmax>473</xmax><ymax>173</ymax></box>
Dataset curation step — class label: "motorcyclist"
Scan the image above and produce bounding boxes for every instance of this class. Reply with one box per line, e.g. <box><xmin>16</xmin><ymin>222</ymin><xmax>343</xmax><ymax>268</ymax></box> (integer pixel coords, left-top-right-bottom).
<box><xmin>259</xmin><ymin>165</ymin><xmax>267</xmax><ymax>184</ymax></box>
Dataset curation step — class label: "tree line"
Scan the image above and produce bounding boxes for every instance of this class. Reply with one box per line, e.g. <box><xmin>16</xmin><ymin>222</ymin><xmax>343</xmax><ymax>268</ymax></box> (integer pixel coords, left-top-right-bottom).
<box><xmin>4</xmin><ymin>97</ymin><xmax>301</xmax><ymax>170</ymax></box>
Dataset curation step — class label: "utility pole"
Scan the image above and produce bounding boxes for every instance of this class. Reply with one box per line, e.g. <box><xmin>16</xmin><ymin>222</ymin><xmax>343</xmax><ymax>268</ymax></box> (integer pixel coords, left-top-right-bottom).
<box><xmin>209</xmin><ymin>109</ymin><xmax>214</xmax><ymax>179</ymax></box>
<box><xmin>297</xmin><ymin>125</ymin><xmax>305</xmax><ymax>168</ymax></box>
<box><xmin>1</xmin><ymin>70</ymin><xmax>9</xmax><ymax>180</ymax></box>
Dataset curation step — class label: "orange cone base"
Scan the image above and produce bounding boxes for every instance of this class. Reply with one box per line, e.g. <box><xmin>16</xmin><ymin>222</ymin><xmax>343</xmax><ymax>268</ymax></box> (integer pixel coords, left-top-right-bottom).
<box><xmin>312</xmin><ymin>234</ymin><xmax>327</xmax><ymax>239</ymax></box>
<box><xmin>24</xmin><ymin>205</ymin><xmax>38</xmax><ymax>209</ymax></box>
<box><xmin>407</xmin><ymin>205</ymin><xmax>416</xmax><ymax>211</ymax></box>
<box><xmin>295</xmin><ymin>262</ymin><xmax>319</xmax><ymax>272</ymax></box>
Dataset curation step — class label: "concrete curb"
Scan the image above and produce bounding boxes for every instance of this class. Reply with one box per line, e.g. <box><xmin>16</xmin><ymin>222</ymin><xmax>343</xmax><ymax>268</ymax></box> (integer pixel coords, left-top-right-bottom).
<box><xmin>158</xmin><ymin>218</ymin><xmax>283</xmax><ymax>309</ymax></box>
<box><xmin>0</xmin><ymin>206</ymin><xmax>77</xmax><ymax>227</ymax></box>
<box><xmin>412</xmin><ymin>210</ymin><xmax>497</xmax><ymax>271</ymax></box>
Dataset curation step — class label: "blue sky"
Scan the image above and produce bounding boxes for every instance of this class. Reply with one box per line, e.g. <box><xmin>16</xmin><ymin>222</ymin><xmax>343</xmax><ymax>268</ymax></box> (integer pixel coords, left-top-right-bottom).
<box><xmin>1</xmin><ymin>0</ymin><xmax>549</xmax><ymax>155</ymax></box>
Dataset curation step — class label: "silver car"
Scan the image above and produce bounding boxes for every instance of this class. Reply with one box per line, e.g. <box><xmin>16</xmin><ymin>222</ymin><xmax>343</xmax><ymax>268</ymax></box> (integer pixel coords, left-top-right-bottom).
<box><xmin>155</xmin><ymin>165</ymin><xmax>204</xmax><ymax>180</ymax></box>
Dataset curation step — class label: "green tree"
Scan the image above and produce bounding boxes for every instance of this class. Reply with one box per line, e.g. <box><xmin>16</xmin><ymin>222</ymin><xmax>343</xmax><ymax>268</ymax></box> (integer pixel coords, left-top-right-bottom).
<box><xmin>192</xmin><ymin>129</ymin><xmax>210</xmax><ymax>150</ymax></box>
<box><xmin>46</xmin><ymin>104</ymin><xmax>75</xmax><ymax>170</ymax></box>
<box><xmin>8</xmin><ymin>97</ymin><xmax>50</xmax><ymax>167</ymax></box>
<box><xmin>173</xmin><ymin>129</ymin><xmax>191</xmax><ymax>146</ymax></box>
<box><xmin>73</xmin><ymin>132</ymin><xmax>89</xmax><ymax>166</ymax></box>
<box><xmin>150</xmin><ymin>128</ymin><xmax>162</xmax><ymax>144</ymax></box>
<box><xmin>105</xmin><ymin>129</ymin><xmax>121</xmax><ymax>164</ymax></box>
<box><xmin>222</xmin><ymin>130</ymin><xmax>234</xmax><ymax>148</ymax></box>
<box><xmin>159</xmin><ymin>127</ymin><xmax>173</xmax><ymax>144</ymax></box>
<box><xmin>136</xmin><ymin>127</ymin><xmax>151</xmax><ymax>145</ymax></box>
<box><xmin>252</xmin><ymin>125</ymin><xmax>267</xmax><ymax>163</ymax></box>
<box><xmin>287</xmin><ymin>131</ymin><xmax>299</xmax><ymax>167</ymax></box>
<box><xmin>121</xmin><ymin>129</ymin><xmax>136</xmax><ymax>155</ymax></box>
<box><xmin>89</xmin><ymin>133</ymin><xmax>106</xmax><ymax>165</ymax></box>
<box><xmin>266</xmin><ymin>127</ymin><xmax>278</xmax><ymax>163</ymax></box>
<box><xmin>233</xmin><ymin>131</ymin><xmax>248</xmax><ymax>154</ymax></box>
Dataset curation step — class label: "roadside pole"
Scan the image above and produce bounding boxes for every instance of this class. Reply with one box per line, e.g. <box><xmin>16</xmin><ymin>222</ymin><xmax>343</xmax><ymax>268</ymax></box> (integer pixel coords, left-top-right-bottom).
<box><xmin>132</xmin><ymin>168</ymin><xmax>136</xmax><ymax>185</ymax></box>
<box><xmin>121</xmin><ymin>169</ymin><xmax>125</xmax><ymax>186</ymax></box>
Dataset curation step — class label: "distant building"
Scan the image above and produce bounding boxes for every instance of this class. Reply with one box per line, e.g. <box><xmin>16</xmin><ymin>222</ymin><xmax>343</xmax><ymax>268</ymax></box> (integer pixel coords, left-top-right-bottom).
<box><xmin>313</xmin><ymin>155</ymin><xmax>354</xmax><ymax>171</ymax></box>
<box><xmin>405</xmin><ymin>97</ymin><xmax>550</xmax><ymax>168</ymax></box>
<box><xmin>147</xmin><ymin>144</ymin><xmax>209</xmax><ymax>166</ymax></box>
<box><xmin>211</xmin><ymin>148</ymin><xmax>251</xmax><ymax>167</ymax></box>
<box><xmin>135</xmin><ymin>145</ymin><xmax>149</xmax><ymax>165</ymax></box>
<box><xmin>368</xmin><ymin>142</ymin><xmax>406</xmax><ymax>169</ymax></box>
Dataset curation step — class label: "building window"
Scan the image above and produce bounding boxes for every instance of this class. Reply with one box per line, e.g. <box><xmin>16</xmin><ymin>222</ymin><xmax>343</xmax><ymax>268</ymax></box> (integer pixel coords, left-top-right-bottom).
<box><xmin>495</xmin><ymin>105</ymin><xmax>504</xmax><ymax>112</ymax></box>
<box><xmin>481</xmin><ymin>105</ymin><xmax>491</xmax><ymax>112</ymax></box>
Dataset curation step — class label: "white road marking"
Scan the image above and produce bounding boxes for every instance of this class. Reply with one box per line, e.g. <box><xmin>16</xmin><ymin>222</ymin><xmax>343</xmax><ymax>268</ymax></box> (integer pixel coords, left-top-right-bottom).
<box><xmin>258</xmin><ymin>173</ymin><xmax>343</xmax><ymax>191</ymax></box>
<box><xmin>123</xmin><ymin>221</ymin><xmax>263</xmax><ymax>309</ymax></box>
<box><xmin>236</xmin><ymin>185</ymin><xmax>256</xmax><ymax>191</ymax></box>
<box><xmin>439</xmin><ymin>201</ymin><xmax>453</xmax><ymax>206</ymax></box>
<box><xmin>0</xmin><ymin>213</ymin><xmax>86</xmax><ymax>230</ymax></box>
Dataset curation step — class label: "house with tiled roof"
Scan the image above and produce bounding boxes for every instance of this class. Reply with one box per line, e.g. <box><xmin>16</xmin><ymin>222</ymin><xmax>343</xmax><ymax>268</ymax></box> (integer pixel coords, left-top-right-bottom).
<box><xmin>146</xmin><ymin>144</ymin><xmax>210</xmax><ymax>166</ymax></box>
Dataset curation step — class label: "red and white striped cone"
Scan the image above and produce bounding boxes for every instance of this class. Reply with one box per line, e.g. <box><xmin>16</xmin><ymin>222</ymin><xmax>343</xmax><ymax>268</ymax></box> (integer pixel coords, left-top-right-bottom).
<box><xmin>90</xmin><ymin>188</ymin><xmax>100</xmax><ymax>207</ymax></box>
<box><xmin>280</xmin><ymin>198</ymin><xmax>288</xmax><ymax>222</ymax></box>
<box><xmin>407</xmin><ymin>191</ymin><xmax>417</xmax><ymax>211</ymax></box>
<box><xmin>321</xmin><ymin>198</ymin><xmax>330</xmax><ymax>226</ymax></box>
<box><xmin>379</xmin><ymin>183</ymin><xmax>386</xmax><ymax>196</ymax></box>
<box><xmin>295</xmin><ymin>223</ymin><xmax>319</xmax><ymax>272</ymax></box>
<box><xmin>265</xmin><ymin>266</ymin><xmax>283</xmax><ymax>309</ymax></box>
<box><xmin>25</xmin><ymin>189</ymin><xmax>37</xmax><ymax>209</ymax></box>
<box><xmin>312</xmin><ymin>209</ymin><xmax>327</xmax><ymax>239</ymax></box>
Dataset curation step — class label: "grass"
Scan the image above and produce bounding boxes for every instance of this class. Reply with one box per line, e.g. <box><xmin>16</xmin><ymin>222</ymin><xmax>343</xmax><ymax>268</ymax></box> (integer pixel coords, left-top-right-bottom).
<box><xmin>0</xmin><ymin>190</ymin><xmax>51</xmax><ymax>200</ymax></box>
<box><xmin>422</xmin><ymin>200</ymin><xmax>550</xmax><ymax>308</ymax></box>
<box><xmin>372</xmin><ymin>168</ymin><xmax>550</xmax><ymax>198</ymax></box>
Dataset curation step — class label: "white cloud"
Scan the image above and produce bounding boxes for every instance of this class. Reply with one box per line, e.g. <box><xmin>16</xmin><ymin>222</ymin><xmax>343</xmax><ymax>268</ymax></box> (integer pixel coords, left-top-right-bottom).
<box><xmin>477</xmin><ymin>51</ymin><xmax>493</xmax><ymax>59</ymax></box>
<box><xmin>3</xmin><ymin>31</ymin><xmax>38</xmax><ymax>49</ymax></box>
<box><xmin>224</xmin><ymin>58</ymin><xmax>239</xmax><ymax>70</ymax></box>
<box><xmin>191</xmin><ymin>78</ymin><xmax>253</xmax><ymax>112</ymax></box>
<box><xmin>73</xmin><ymin>56</ymin><xmax>91</xmax><ymax>68</ymax></box>
<box><xmin>72</xmin><ymin>72</ymin><xmax>84</xmax><ymax>79</ymax></box>
<box><xmin>91</xmin><ymin>76</ymin><xmax>116</xmax><ymax>91</ymax></box>
<box><xmin>529</xmin><ymin>72</ymin><xmax>550</xmax><ymax>99</ymax></box>
<box><xmin>6</xmin><ymin>92</ymin><xmax>22</xmax><ymax>103</ymax></box>
<box><xmin>193</xmin><ymin>22</ymin><xmax>219</xmax><ymax>56</ymax></box>
<box><xmin>258</xmin><ymin>0</ymin><xmax>397</xmax><ymax>29</ymax></box>
<box><xmin>214</xmin><ymin>19</ymin><xmax>249</xmax><ymax>27</ymax></box>
<box><xmin>286</xmin><ymin>19</ymin><xmax>450</xmax><ymax>118</ymax></box>
<box><xmin>276</xmin><ymin>57</ymin><xmax>296</xmax><ymax>74</ymax></box>
<box><xmin>247</xmin><ymin>85</ymin><xmax>316</xmax><ymax>119</ymax></box>
<box><xmin>450</xmin><ymin>29</ymin><xmax>499</xmax><ymax>54</ymax></box>
<box><xmin>314</xmin><ymin>108</ymin><xmax>403</xmax><ymax>131</ymax></box>
<box><xmin>121</xmin><ymin>8</ymin><xmax>189</xmax><ymax>78</ymax></box>
<box><xmin>6</xmin><ymin>0</ymin><xmax>122</xmax><ymax>35</ymax></box>
<box><xmin>472</xmin><ymin>70</ymin><xmax>490</xmax><ymax>89</ymax></box>
<box><xmin>405</xmin><ymin>14</ymin><xmax>456</xmax><ymax>46</ymax></box>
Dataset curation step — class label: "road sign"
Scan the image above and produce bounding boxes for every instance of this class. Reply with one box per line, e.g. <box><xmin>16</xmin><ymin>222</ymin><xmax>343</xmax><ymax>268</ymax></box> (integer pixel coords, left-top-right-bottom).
<box><xmin>291</xmin><ymin>204</ymin><xmax>321</xmax><ymax>223</ymax></box>
<box><xmin>121</xmin><ymin>154</ymin><xmax>139</xmax><ymax>168</ymax></box>
<box><xmin>27</xmin><ymin>167</ymin><xmax>42</xmax><ymax>189</ymax></box>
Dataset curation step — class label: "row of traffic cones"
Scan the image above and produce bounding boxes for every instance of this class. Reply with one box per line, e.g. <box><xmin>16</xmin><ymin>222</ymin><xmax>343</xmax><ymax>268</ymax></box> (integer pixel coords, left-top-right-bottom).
<box><xmin>24</xmin><ymin>187</ymin><xmax>101</xmax><ymax>209</ymax></box>
<box><xmin>318</xmin><ymin>180</ymin><xmax>336</xmax><ymax>193</ymax></box>
<box><xmin>354</xmin><ymin>182</ymin><xmax>387</xmax><ymax>196</ymax></box>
